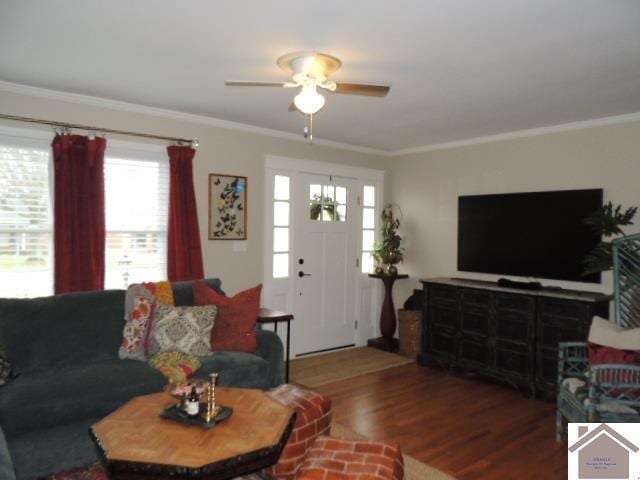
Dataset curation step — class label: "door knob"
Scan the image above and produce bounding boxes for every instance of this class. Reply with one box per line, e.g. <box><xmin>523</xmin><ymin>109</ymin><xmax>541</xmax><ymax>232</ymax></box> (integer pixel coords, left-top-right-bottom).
<box><xmin>298</xmin><ymin>271</ymin><xmax>312</xmax><ymax>277</ymax></box>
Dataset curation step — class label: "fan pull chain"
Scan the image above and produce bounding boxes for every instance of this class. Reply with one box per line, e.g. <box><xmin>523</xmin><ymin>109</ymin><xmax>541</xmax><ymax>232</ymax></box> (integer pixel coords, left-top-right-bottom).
<box><xmin>303</xmin><ymin>114</ymin><xmax>314</xmax><ymax>144</ymax></box>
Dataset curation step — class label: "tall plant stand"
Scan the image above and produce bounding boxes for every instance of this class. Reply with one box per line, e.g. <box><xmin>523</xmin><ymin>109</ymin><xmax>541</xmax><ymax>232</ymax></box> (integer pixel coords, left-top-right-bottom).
<box><xmin>367</xmin><ymin>274</ymin><xmax>409</xmax><ymax>352</ymax></box>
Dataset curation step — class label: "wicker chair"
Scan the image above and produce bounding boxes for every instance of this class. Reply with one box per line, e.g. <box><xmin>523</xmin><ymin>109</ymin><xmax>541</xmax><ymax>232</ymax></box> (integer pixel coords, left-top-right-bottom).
<box><xmin>556</xmin><ymin>233</ymin><xmax>640</xmax><ymax>441</ymax></box>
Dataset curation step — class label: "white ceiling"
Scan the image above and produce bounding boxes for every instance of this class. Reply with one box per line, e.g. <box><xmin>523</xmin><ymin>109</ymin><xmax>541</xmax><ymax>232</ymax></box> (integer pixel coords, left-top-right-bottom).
<box><xmin>1</xmin><ymin>0</ymin><xmax>639</xmax><ymax>152</ymax></box>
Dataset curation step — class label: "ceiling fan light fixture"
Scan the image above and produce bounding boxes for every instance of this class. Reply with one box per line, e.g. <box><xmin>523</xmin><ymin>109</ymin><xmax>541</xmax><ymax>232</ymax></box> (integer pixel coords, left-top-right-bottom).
<box><xmin>294</xmin><ymin>83</ymin><xmax>325</xmax><ymax>115</ymax></box>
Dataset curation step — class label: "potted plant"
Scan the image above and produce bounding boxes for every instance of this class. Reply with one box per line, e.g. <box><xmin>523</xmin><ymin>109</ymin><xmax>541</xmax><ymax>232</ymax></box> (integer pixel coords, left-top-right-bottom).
<box><xmin>373</xmin><ymin>204</ymin><xmax>404</xmax><ymax>275</ymax></box>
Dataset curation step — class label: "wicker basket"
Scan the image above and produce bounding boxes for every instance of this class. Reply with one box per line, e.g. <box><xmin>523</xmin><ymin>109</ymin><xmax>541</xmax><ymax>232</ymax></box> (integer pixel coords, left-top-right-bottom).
<box><xmin>398</xmin><ymin>309</ymin><xmax>422</xmax><ymax>359</ymax></box>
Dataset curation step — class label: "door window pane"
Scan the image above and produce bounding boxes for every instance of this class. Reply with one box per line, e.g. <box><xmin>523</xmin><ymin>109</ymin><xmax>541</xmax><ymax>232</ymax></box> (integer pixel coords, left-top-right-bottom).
<box><xmin>309</xmin><ymin>203</ymin><xmax>322</xmax><ymax>221</ymax></box>
<box><xmin>274</xmin><ymin>201</ymin><xmax>290</xmax><ymax>226</ymax></box>
<box><xmin>362</xmin><ymin>252</ymin><xmax>374</xmax><ymax>274</ymax></box>
<box><xmin>274</xmin><ymin>175</ymin><xmax>290</xmax><ymax>200</ymax></box>
<box><xmin>363</xmin><ymin>208</ymin><xmax>375</xmax><ymax>229</ymax></box>
<box><xmin>310</xmin><ymin>184</ymin><xmax>322</xmax><ymax>202</ymax></box>
<box><xmin>310</xmin><ymin>183</ymin><xmax>348</xmax><ymax>222</ymax></box>
<box><xmin>323</xmin><ymin>204</ymin><xmax>335</xmax><ymax>221</ymax></box>
<box><xmin>273</xmin><ymin>227</ymin><xmax>289</xmax><ymax>252</ymax></box>
<box><xmin>362</xmin><ymin>230</ymin><xmax>375</xmax><ymax>251</ymax></box>
<box><xmin>323</xmin><ymin>185</ymin><xmax>335</xmax><ymax>203</ymax></box>
<box><xmin>272</xmin><ymin>174</ymin><xmax>290</xmax><ymax>278</ymax></box>
<box><xmin>363</xmin><ymin>185</ymin><xmax>375</xmax><ymax>207</ymax></box>
<box><xmin>273</xmin><ymin>253</ymin><xmax>289</xmax><ymax>278</ymax></box>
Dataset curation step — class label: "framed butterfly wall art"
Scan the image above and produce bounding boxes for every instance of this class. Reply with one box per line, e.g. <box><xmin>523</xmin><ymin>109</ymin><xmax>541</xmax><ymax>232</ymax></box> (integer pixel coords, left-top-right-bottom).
<box><xmin>208</xmin><ymin>174</ymin><xmax>247</xmax><ymax>240</ymax></box>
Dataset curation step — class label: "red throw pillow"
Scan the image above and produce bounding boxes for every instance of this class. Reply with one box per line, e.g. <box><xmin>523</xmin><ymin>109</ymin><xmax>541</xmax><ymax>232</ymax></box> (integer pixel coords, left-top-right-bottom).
<box><xmin>589</xmin><ymin>343</ymin><xmax>640</xmax><ymax>366</ymax></box>
<box><xmin>194</xmin><ymin>282</ymin><xmax>262</xmax><ymax>353</ymax></box>
<box><xmin>588</xmin><ymin>342</ymin><xmax>640</xmax><ymax>399</ymax></box>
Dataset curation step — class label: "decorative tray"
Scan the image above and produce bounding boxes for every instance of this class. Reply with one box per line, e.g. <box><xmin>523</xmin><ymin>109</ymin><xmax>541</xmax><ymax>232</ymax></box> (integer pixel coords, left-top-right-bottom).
<box><xmin>160</xmin><ymin>403</ymin><xmax>233</xmax><ymax>429</ymax></box>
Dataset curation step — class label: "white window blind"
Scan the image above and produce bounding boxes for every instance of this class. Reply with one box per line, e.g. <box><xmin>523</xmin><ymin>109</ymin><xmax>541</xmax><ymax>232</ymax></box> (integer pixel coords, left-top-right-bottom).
<box><xmin>104</xmin><ymin>150</ymin><xmax>169</xmax><ymax>289</ymax></box>
<box><xmin>0</xmin><ymin>139</ymin><xmax>53</xmax><ymax>298</ymax></box>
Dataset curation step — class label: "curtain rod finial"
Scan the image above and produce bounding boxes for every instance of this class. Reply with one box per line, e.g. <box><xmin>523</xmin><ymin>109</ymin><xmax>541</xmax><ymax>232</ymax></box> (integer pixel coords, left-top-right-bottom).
<box><xmin>191</xmin><ymin>138</ymin><xmax>199</xmax><ymax>148</ymax></box>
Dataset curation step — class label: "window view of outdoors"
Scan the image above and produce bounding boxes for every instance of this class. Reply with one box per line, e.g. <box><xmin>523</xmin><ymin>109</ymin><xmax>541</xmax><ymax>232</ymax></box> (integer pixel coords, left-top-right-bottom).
<box><xmin>104</xmin><ymin>155</ymin><xmax>169</xmax><ymax>289</ymax></box>
<box><xmin>0</xmin><ymin>142</ymin><xmax>170</xmax><ymax>297</ymax></box>
<box><xmin>0</xmin><ymin>144</ymin><xmax>53</xmax><ymax>298</ymax></box>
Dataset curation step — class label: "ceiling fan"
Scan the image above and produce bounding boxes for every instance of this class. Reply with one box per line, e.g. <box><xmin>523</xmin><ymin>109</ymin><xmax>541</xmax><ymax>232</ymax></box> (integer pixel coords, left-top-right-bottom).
<box><xmin>225</xmin><ymin>52</ymin><xmax>390</xmax><ymax>140</ymax></box>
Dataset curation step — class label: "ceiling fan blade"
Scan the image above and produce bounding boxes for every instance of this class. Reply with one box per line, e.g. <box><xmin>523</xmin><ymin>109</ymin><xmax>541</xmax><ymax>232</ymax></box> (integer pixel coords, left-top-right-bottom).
<box><xmin>225</xmin><ymin>81</ymin><xmax>289</xmax><ymax>87</ymax></box>
<box><xmin>331</xmin><ymin>83</ymin><xmax>390</xmax><ymax>97</ymax></box>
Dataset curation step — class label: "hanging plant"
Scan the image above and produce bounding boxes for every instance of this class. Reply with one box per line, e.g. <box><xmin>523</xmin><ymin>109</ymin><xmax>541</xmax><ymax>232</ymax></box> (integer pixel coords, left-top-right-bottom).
<box><xmin>583</xmin><ymin>201</ymin><xmax>637</xmax><ymax>276</ymax></box>
<box><xmin>309</xmin><ymin>193</ymin><xmax>342</xmax><ymax>221</ymax></box>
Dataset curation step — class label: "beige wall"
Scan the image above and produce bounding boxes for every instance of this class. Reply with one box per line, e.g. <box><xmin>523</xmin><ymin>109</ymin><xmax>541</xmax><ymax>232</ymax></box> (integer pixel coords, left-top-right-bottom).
<box><xmin>0</xmin><ymin>90</ymin><xmax>387</xmax><ymax>295</ymax></box>
<box><xmin>4</xmin><ymin>87</ymin><xmax>639</xmax><ymax>309</ymax></box>
<box><xmin>387</xmin><ymin>120</ymin><xmax>640</xmax><ymax>304</ymax></box>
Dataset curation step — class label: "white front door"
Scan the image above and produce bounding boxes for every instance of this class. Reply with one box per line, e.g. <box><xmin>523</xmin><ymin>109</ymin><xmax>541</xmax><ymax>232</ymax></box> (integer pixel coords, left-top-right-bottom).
<box><xmin>292</xmin><ymin>173</ymin><xmax>358</xmax><ymax>355</ymax></box>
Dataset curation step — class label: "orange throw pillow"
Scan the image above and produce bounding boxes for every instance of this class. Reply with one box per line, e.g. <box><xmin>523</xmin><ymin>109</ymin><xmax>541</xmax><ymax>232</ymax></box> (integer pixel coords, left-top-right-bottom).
<box><xmin>194</xmin><ymin>282</ymin><xmax>262</xmax><ymax>353</ymax></box>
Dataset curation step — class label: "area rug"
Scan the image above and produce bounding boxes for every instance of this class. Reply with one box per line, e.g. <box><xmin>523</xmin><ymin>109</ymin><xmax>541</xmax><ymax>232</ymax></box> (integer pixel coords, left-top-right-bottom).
<box><xmin>290</xmin><ymin>346</ymin><xmax>413</xmax><ymax>388</ymax></box>
<box><xmin>331</xmin><ymin>422</ymin><xmax>458</xmax><ymax>480</ymax></box>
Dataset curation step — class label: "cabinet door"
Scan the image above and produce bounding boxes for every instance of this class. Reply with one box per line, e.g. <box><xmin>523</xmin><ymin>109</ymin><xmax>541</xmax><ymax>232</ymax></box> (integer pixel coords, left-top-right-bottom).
<box><xmin>495</xmin><ymin>292</ymin><xmax>535</xmax><ymax>313</ymax></box>
<box><xmin>535</xmin><ymin>297</ymin><xmax>596</xmax><ymax>395</ymax></box>
<box><xmin>495</xmin><ymin>342</ymin><xmax>532</xmax><ymax>378</ymax></box>
<box><xmin>428</xmin><ymin>328</ymin><xmax>457</xmax><ymax>359</ymax></box>
<box><xmin>539</xmin><ymin>298</ymin><xmax>590</xmax><ymax>320</ymax></box>
<box><xmin>458</xmin><ymin>336</ymin><xmax>492</xmax><ymax>369</ymax></box>
<box><xmin>536</xmin><ymin>346</ymin><xmax>560</xmax><ymax>389</ymax></box>
<box><xmin>460</xmin><ymin>288</ymin><xmax>491</xmax><ymax>308</ymax></box>
<box><xmin>537</xmin><ymin>319</ymin><xmax>586</xmax><ymax>350</ymax></box>
<box><xmin>495</xmin><ymin>311</ymin><xmax>532</xmax><ymax>344</ymax></box>
<box><xmin>461</xmin><ymin>305</ymin><xmax>490</xmax><ymax>337</ymax></box>
<box><xmin>431</xmin><ymin>302</ymin><xmax>459</xmax><ymax>330</ymax></box>
<box><xmin>537</xmin><ymin>298</ymin><xmax>592</xmax><ymax>350</ymax></box>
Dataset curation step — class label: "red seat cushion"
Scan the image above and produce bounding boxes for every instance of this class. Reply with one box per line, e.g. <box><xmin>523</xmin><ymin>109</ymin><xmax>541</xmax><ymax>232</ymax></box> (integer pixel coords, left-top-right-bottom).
<box><xmin>295</xmin><ymin>436</ymin><xmax>404</xmax><ymax>480</ymax></box>
<box><xmin>267</xmin><ymin>384</ymin><xmax>333</xmax><ymax>479</ymax></box>
<box><xmin>193</xmin><ymin>281</ymin><xmax>261</xmax><ymax>352</ymax></box>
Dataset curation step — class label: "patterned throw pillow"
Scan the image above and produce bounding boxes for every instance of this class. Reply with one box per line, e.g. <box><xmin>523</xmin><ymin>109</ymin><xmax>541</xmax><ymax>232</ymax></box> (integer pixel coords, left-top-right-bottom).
<box><xmin>119</xmin><ymin>285</ymin><xmax>156</xmax><ymax>361</ymax></box>
<box><xmin>119</xmin><ymin>281</ymin><xmax>175</xmax><ymax>361</ymax></box>
<box><xmin>148</xmin><ymin>351</ymin><xmax>202</xmax><ymax>383</ymax></box>
<box><xmin>148</xmin><ymin>304</ymin><xmax>217</xmax><ymax>357</ymax></box>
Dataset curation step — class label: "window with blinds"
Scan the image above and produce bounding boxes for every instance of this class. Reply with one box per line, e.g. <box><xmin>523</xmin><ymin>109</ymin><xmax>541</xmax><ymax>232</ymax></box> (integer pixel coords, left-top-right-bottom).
<box><xmin>0</xmin><ymin>138</ymin><xmax>53</xmax><ymax>298</ymax></box>
<box><xmin>104</xmin><ymin>150</ymin><xmax>169</xmax><ymax>289</ymax></box>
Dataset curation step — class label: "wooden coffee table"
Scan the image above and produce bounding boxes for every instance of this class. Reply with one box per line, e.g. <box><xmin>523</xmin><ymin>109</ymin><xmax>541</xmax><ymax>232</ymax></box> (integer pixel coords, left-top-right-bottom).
<box><xmin>91</xmin><ymin>388</ymin><xmax>296</xmax><ymax>480</ymax></box>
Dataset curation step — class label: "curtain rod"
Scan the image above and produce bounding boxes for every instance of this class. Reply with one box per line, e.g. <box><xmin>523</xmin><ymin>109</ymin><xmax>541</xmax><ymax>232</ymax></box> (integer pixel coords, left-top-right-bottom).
<box><xmin>0</xmin><ymin>113</ymin><xmax>198</xmax><ymax>146</ymax></box>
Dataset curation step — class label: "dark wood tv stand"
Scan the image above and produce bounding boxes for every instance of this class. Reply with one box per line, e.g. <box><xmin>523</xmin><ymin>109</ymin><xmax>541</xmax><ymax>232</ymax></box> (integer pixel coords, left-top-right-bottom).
<box><xmin>419</xmin><ymin>277</ymin><xmax>611</xmax><ymax>398</ymax></box>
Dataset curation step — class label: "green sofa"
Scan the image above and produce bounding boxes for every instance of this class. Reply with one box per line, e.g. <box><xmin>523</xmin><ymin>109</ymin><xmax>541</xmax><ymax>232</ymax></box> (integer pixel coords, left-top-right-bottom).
<box><xmin>0</xmin><ymin>278</ymin><xmax>284</xmax><ymax>479</ymax></box>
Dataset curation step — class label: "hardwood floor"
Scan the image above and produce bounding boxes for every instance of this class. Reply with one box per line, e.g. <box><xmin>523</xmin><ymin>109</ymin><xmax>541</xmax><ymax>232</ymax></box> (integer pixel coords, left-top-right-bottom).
<box><xmin>314</xmin><ymin>362</ymin><xmax>567</xmax><ymax>480</ymax></box>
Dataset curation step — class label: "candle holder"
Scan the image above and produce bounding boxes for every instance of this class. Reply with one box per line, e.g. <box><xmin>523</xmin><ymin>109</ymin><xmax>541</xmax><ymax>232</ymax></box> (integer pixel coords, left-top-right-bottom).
<box><xmin>203</xmin><ymin>373</ymin><xmax>221</xmax><ymax>423</ymax></box>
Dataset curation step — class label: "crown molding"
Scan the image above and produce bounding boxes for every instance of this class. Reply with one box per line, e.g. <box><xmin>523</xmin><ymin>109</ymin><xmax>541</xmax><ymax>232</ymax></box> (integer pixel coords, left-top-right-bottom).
<box><xmin>389</xmin><ymin>111</ymin><xmax>640</xmax><ymax>156</ymax></box>
<box><xmin>0</xmin><ymin>80</ymin><xmax>387</xmax><ymax>156</ymax></box>
<box><xmin>2</xmin><ymin>80</ymin><xmax>639</xmax><ymax>158</ymax></box>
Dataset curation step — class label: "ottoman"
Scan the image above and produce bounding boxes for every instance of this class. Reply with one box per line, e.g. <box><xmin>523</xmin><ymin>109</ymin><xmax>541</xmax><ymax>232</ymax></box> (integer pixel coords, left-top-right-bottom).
<box><xmin>267</xmin><ymin>384</ymin><xmax>333</xmax><ymax>479</ymax></box>
<box><xmin>294</xmin><ymin>436</ymin><xmax>404</xmax><ymax>480</ymax></box>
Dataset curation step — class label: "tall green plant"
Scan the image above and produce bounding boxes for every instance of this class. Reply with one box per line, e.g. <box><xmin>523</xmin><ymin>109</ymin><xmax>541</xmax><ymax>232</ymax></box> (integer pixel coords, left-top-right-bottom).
<box><xmin>373</xmin><ymin>204</ymin><xmax>403</xmax><ymax>264</ymax></box>
<box><xmin>583</xmin><ymin>202</ymin><xmax>637</xmax><ymax>276</ymax></box>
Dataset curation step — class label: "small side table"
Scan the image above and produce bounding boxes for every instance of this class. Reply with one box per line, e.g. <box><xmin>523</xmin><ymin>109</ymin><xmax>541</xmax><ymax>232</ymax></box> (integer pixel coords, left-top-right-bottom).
<box><xmin>367</xmin><ymin>274</ymin><xmax>409</xmax><ymax>352</ymax></box>
<box><xmin>257</xmin><ymin>308</ymin><xmax>294</xmax><ymax>383</ymax></box>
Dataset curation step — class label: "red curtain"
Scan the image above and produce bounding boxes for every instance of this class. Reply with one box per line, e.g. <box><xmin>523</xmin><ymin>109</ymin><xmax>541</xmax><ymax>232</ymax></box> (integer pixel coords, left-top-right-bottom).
<box><xmin>52</xmin><ymin>134</ymin><xmax>106</xmax><ymax>293</ymax></box>
<box><xmin>167</xmin><ymin>145</ymin><xmax>204</xmax><ymax>281</ymax></box>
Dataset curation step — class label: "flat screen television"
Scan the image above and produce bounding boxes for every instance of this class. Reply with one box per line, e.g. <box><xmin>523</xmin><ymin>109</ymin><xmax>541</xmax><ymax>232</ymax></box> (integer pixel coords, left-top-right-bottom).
<box><xmin>458</xmin><ymin>189</ymin><xmax>603</xmax><ymax>283</ymax></box>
